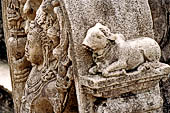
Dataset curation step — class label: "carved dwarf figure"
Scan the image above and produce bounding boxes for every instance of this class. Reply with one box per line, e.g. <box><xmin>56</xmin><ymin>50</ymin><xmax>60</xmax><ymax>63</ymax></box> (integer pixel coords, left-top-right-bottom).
<box><xmin>83</xmin><ymin>23</ymin><xmax>162</xmax><ymax>77</ymax></box>
<box><xmin>6</xmin><ymin>0</ymin><xmax>32</xmax><ymax>112</ymax></box>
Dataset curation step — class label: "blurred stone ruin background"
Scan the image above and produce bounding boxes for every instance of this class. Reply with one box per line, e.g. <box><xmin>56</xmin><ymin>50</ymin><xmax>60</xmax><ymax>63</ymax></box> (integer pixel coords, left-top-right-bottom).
<box><xmin>0</xmin><ymin>0</ymin><xmax>170</xmax><ymax>113</ymax></box>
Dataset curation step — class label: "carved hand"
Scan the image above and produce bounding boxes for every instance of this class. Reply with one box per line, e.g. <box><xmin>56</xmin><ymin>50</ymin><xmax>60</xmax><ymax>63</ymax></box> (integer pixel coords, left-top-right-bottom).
<box><xmin>102</xmin><ymin>69</ymin><xmax>109</xmax><ymax>76</ymax></box>
<box><xmin>89</xmin><ymin>65</ymin><xmax>98</xmax><ymax>75</ymax></box>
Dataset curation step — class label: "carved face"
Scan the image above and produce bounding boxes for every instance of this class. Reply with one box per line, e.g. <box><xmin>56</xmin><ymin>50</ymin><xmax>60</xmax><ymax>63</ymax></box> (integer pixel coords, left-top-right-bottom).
<box><xmin>83</xmin><ymin>23</ymin><xmax>109</xmax><ymax>51</ymax></box>
<box><xmin>25</xmin><ymin>31</ymin><xmax>43</xmax><ymax>65</ymax></box>
<box><xmin>82</xmin><ymin>23</ymin><xmax>118</xmax><ymax>52</ymax></box>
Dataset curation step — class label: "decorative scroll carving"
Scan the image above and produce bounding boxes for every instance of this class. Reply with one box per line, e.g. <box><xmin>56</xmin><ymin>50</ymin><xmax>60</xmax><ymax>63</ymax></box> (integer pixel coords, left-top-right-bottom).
<box><xmin>20</xmin><ymin>0</ymin><xmax>73</xmax><ymax>113</ymax></box>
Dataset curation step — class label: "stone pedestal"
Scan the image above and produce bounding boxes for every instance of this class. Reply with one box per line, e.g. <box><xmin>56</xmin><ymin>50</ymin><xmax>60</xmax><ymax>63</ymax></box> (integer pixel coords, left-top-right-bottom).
<box><xmin>77</xmin><ymin>63</ymin><xmax>169</xmax><ymax>113</ymax></box>
<box><xmin>96</xmin><ymin>85</ymin><xmax>162</xmax><ymax>113</ymax></box>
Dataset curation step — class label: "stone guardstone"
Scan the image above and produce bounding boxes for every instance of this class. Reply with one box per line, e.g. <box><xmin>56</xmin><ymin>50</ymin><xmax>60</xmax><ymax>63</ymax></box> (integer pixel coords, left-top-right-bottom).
<box><xmin>61</xmin><ymin>0</ymin><xmax>170</xmax><ymax>113</ymax></box>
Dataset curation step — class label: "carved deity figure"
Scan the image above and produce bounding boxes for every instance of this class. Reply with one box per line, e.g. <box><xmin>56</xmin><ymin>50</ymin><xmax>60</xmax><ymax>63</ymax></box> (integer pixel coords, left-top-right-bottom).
<box><xmin>20</xmin><ymin>0</ymin><xmax>73</xmax><ymax>113</ymax></box>
<box><xmin>83</xmin><ymin>23</ymin><xmax>162</xmax><ymax>77</ymax></box>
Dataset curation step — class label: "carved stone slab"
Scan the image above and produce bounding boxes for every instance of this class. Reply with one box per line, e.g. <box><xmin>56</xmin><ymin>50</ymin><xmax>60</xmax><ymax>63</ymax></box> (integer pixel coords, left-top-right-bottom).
<box><xmin>2</xmin><ymin>0</ymin><xmax>169</xmax><ymax>112</ymax></box>
<box><xmin>96</xmin><ymin>84</ymin><xmax>163</xmax><ymax>113</ymax></box>
<box><xmin>2</xmin><ymin>0</ymin><xmax>78</xmax><ymax>113</ymax></box>
<box><xmin>62</xmin><ymin>0</ymin><xmax>154</xmax><ymax>78</ymax></box>
<box><xmin>61</xmin><ymin>0</ymin><xmax>165</xmax><ymax>113</ymax></box>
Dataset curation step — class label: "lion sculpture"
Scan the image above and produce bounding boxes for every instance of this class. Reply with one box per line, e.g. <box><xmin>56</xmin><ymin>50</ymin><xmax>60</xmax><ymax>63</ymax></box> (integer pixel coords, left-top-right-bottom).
<box><xmin>83</xmin><ymin>23</ymin><xmax>161</xmax><ymax>77</ymax></box>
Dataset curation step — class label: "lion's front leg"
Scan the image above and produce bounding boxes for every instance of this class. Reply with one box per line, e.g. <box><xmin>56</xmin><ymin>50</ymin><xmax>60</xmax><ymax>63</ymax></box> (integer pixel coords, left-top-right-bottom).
<box><xmin>103</xmin><ymin>60</ymin><xmax>127</xmax><ymax>77</ymax></box>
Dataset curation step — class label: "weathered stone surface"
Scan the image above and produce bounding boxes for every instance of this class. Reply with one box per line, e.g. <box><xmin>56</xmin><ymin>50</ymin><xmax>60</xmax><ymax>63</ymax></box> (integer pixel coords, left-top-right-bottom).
<box><xmin>148</xmin><ymin>0</ymin><xmax>170</xmax><ymax>63</ymax></box>
<box><xmin>80</xmin><ymin>62</ymin><xmax>170</xmax><ymax>97</ymax></box>
<box><xmin>61</xmin><ymin>0</ymin><xmax>168</xmax><ymax>113</ymax></box>
<box><xmin>80</xmin><ymin>22</ymin><xmax>169</xmax><ymax>113</ymax></box>
<box><xmin>2</xmin><ymin>0</ymin><xmax>170</xmax><ymax>113</ymax></box>
<box><xmin>2</xmin><ymin>0</ymin><xmax>79</xmax><ymax>113</ymax></box>
<box><xmin>0</xmin><ymin>85</ymin><xmax>14</xmax><ymax>113</ymax></box>
<box><xmin>148</xmin><ymin>0</ymin><xmax>168</xmax><ymax>44</ymax></box>
<box><xmin>96</xmin><ymin>84</ymin><xmax>163</xmax><ymax>113</ymax></box>
<box><xmin>160</xmin><ymin>78</ymin><xmax>170</xmax><ymax>113</ymax></box>
<box><xmin>2</xmin><ymin>0</ymin><xmax>32</xmax><ymax>112</ymax></box>
<box><xmin>148</xmin><ymin>1</ymin><xmax>170</xmax><ymax>113</ymax></box>
<box><xmin>2</xmin><ymin>0</ymin><xmax>78</xmax><ymax>113</ymax></box>
<box><xmin>82</xmin><ymin>23</ymin><xmax>161</xmax><ymax>77</ymax></box>
<box><xmin>62</xmin><ymin>0</ymin><xmax>154</xmax><ymax>80</ymax></box>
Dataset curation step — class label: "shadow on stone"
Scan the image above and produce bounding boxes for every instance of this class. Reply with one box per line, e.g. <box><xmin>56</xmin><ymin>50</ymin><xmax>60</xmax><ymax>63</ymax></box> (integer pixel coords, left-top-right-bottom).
<box><xmin>0</xmin><ymin>85</ymin><xmax>14</xmax><ymax>113</ymax></box>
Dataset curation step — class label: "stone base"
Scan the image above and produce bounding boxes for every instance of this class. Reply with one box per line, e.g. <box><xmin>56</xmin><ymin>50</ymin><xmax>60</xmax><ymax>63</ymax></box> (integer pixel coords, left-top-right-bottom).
<box><xmin>95</xmin><ymin>84</ymin><xmax>162</xmax><ymax>113</ymax></box>
<box><xmin>80</xmin><ymin>62</ymin><xmax>170</xmax><ymax>98</ymax></box>
<box><xmin>78</xmin><ymin>84</ymin><xmax>163</xmax><ymax>113</ymax></box>
<box><xmin>77</xmin><ymin>62</ymin><xmax>169</xmax><ymax>113</ymax></box>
